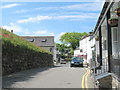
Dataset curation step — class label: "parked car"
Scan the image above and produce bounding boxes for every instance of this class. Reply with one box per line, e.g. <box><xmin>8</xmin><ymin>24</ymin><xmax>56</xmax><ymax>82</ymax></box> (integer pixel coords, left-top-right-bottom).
<box><xmin>53</xmin><ymin>60</ymin><xmax>57</xmax><ymax>65</ymax></box>
<box><xmin>60</xmin><ymin>59</ymin><xmax>66</xmax><ymax>64</ymax></box>
<box><xmin>70</xmin><ymin>57</ymin><xmax>84</xmax><ymax>67</ymax></box>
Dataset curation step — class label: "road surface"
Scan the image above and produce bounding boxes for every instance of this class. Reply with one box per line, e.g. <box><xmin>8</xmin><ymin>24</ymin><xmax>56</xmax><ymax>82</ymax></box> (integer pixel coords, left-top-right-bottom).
<box><xmin>3</xmin><ymin>63</ymin><xmax>94</xmax><ymax>88</ymax></box>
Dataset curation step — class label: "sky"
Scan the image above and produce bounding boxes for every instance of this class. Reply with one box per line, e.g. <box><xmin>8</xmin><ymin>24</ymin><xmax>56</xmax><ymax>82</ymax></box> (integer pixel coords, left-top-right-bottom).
<box><xmin>1</xmin><ymin>1</ymin><xmax>104</xmax><ymax>43</ymax></box>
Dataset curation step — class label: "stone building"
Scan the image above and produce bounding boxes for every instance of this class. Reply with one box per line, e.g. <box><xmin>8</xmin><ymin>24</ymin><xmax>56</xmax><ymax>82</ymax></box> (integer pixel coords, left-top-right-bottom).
<box><xmin>90</xmin><ymin>0</ymin><xmax>120</xmax><ymax>89</ymax></box>
<box><xmin>22</xmin><ymin>36</ymin><xmax>56</xmax><ymax>61</ymax></box>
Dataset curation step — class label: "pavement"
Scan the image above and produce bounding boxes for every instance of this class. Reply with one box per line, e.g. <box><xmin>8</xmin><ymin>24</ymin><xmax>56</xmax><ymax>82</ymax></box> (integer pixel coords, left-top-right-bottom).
<box><xmin>2</xmin><ymin>63</ymin><xmax>94</xmax><ymax>88</ymax></box>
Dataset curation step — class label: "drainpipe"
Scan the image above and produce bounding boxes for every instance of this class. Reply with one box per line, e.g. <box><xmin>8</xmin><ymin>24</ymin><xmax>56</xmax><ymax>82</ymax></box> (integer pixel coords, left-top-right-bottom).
<box><xmin>99</xmin><ymin>27</ymin><xmax>102</xmax><ymax>66</ymax></box>
<box><xmin>106</xmin><ymin>9</ymin><xmax>112</xmax><ymax>73</ymax></box>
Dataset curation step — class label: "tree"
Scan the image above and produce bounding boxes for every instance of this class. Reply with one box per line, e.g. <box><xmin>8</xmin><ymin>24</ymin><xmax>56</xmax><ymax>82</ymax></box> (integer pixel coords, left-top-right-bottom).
<box><xmin>56</xmin><ymin>43</ymin><xmax>73</xmax><ymax>59</ymax></box>
<box><xmin>59</xmin><ymin>32</ymin><xmax>88</xmax><ymax>50</ymax></box>
<box><xmin>56</xmin><ymin>43</ymin><xmax>70</xmax><ymax>55</ymax></box>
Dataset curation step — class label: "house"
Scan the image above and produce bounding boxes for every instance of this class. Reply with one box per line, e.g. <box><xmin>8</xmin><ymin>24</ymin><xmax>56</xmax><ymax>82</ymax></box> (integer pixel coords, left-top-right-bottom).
<box><xmin>74</xmin><ymin>48</ymin><xmax>80</xmax><ymax>57</ymax></box>
<box><xmin>90</xmin><ymin>0</ymin><xmax>120</xmax><ymax>89</ymax></box>
<box><xmin>22</xmin><ymin>36</ymin><xmax>57</xmax><ymax>61</ymax></box>
<box><xmin>74</xmin><ymin>34</ymin><xmax>91</xmax><ymax>64</ymax></box>
<box><xmin>74</xmin><ymin>33</ymin><xmax>93</xmax><ymax>65</ymax></box>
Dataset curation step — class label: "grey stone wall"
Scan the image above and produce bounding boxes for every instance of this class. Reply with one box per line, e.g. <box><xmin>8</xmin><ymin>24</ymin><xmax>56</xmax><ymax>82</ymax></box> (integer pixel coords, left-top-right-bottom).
<box><xmin>2</xmin><ymin>43</ymin><xmax>53</xmax><ymax>76</ymax></box>
<box><xmin>112</xmin><ymin>76</ymin><xmax>120</xmax><ymax>89</ymax></box>
<box><xmin>98</xmin><ymin>75</ymin><xmax>112</xmax><ymax>88</ymax></box>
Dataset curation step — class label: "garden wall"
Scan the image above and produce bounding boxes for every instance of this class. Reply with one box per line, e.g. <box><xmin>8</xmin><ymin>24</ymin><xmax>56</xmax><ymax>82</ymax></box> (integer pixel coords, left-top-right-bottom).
<box><xmin>2</xmin><ymin>41</ymin><xmax>53</xmax><ymax>76</ymax></box>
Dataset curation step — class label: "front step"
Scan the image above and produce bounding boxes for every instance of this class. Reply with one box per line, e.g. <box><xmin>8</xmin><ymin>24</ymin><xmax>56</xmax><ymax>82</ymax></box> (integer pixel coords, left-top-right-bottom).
<box><xmin>94</xmin><ymin>72</ymin><xmax>112</xmax><ymax>88</ymax></box>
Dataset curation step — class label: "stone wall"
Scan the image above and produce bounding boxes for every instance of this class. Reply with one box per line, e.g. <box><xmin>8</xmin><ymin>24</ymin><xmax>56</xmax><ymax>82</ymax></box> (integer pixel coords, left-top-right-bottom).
<box><xmin>2</xmin><ymin>43</ymin><xmax>53</xmax><ymax>76</ymax></box>
<box><xmin>98</xmin><ymin>75</ymin><xmax>112</xmax><ymax>88</ymax></box>
<box><xmin>112</xmin><ymin>76</ymin><xmax>120</xmax><ymax>89</ymax></box>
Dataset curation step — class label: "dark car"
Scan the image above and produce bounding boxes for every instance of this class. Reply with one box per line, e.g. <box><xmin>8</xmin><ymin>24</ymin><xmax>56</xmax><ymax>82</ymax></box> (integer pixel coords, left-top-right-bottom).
<box><xmin>70</xmin><ymin>57</ymin><xmax>84</xmax><ymax>67</ymax></box>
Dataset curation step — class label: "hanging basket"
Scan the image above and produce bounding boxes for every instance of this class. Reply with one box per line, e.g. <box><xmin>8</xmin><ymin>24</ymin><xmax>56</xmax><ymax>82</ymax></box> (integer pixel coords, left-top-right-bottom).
<box><xmin>114</xmin><ymin>7</ymin><xmax>120</xmax><ymax>16</ymax></box>
<box><xmin>95</xmin><ymin>36</ymin><xmax>99</xmax><ymax>41</ymax></box>
<box><xmin>108</xmin><ymin>18</ymin><xmax>118</xmax><ymax>27</ymax></box>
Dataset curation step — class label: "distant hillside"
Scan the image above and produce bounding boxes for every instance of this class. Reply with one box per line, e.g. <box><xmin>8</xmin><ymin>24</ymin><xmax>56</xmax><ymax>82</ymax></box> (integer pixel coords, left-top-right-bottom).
<box><xmin>1</xmin><ymin>28</ymin><xmax>53</xmax><ymax>75</ymax></box>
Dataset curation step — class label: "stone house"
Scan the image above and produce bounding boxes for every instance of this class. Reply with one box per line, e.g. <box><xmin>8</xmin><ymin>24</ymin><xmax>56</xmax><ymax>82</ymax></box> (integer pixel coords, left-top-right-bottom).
<box><xmin>90</xmin><ymin>0</ymin><xmax>120</xmax><ymax>89</ymax></box>
<box><xmin>22</xmin><ymin>36</ymin><xmax>56</xmax><ymax>61</ymax></box>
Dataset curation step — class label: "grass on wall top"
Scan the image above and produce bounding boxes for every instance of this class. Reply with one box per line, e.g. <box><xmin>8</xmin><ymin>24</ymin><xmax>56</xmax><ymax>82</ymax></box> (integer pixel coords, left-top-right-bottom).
<box><xmin>1</xmin><ymin>28</ymin><xmax>52</xmax><ymax>54</ymax></box>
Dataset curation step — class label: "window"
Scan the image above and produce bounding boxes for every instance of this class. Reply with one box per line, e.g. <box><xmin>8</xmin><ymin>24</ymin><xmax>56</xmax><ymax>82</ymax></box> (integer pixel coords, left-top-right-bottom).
<box><xmin>80</xmin><ymin>49</ymin><xmax>83</xmax><ymax>52</ymax></box>
<box><xmin>41</xmin><ymin>39</ymin><xmax>47</xmax><ymax>42</ymax></box>
<box><xmin>26</xmin><ymin>38</ymin><xmax>34</xmax><ymax>42</ymax></box>
<box><xmin>50</xmin><ymin>48</ymin><xmax>52</xmax><ymax>52</ymax></box>
<box><xmin>112</xmin><ymin>28</ymin><xmax>119</xmax><ymax>58</ymax></box>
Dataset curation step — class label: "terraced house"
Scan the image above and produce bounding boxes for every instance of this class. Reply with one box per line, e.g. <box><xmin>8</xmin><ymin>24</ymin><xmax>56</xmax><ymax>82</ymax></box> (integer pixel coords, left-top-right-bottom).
<box><xmin>90</xmin><ymin>0</ymin><xmax>120</xmax><ymax>89</ymax></box>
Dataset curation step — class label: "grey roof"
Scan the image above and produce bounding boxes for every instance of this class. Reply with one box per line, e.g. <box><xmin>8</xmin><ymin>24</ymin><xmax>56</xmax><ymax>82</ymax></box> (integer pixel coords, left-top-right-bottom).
<box><xmin>93</xmin><ymin>1</ymin><xmax>110</xmax><ymax>33</ymax></box>
<box><xmin>22</xmin><ymin>36</ymin><xmax>55</xmax><ymax>47</ymax></box>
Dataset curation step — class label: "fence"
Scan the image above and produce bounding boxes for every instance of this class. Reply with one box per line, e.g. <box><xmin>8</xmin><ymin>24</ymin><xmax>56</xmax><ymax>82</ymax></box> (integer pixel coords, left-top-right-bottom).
<box><xmin>90</xmin><ymin>55</ymin><xmax>120</xmax><ymax>81</ymax></box>
<box><xmin>90</xmin><ymin>57</ymin><xmax>109</xmax><ymax>76</ymax></box>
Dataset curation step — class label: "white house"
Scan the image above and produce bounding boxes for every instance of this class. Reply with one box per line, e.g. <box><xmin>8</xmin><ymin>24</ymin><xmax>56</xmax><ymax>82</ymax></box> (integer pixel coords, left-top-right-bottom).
<box><xmin>74</xmin><ymin>48</ymin><xmax>80</xmax><ymax>57</ymax></box>
<box><xmin>79</xmin><ymin>35</ymin><xmax>92</xmax><ymax>65</ymax></box>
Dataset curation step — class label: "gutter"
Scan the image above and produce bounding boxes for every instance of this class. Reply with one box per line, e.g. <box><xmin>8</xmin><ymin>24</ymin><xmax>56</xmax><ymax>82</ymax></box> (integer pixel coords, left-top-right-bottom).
<box><xmin>93</xmin><ymin>0</ymin><xmax>114</xmax><ymax>35</ymax></box>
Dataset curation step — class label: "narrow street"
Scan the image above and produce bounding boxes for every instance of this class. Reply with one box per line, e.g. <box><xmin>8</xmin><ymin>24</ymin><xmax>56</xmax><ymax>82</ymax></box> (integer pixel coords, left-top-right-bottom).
<box><xmin>3</xmin><ymin>63</ymin><xmax>94</xmax><ymax>88</ymax></box>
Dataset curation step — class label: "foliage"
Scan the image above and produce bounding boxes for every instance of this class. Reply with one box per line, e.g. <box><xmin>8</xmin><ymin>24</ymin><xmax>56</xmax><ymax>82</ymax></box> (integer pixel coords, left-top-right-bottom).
<box><xmin>56</xmin><ymin>43</ymin><xmax>70</xmax><ymax>54</ymax></box>
<box><xmin>56</xmin><ymin>43</ymin><xmax>73</xmax><ymax>58</ymax></box>
<box><xmin>59</xmin><ymin>32</ymin><xmax>88</xmax><ymax>50</ymax></box>
<box><xmin>1</xmin><ymin>28</ymin><xmax>51</xmax><ymax>54</ymax></box>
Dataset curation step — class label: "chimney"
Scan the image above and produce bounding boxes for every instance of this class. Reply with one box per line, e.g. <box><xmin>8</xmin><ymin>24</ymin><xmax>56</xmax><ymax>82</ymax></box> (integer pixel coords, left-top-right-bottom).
<box><xmin>89</xmin><ymin>32</ymin><xmax>93</xmax><ymax>35</ymax></box>
<box><xmin>11</xmin><ymin>30</ymin><xmax>13</xmax><ymax>33</ymax></box>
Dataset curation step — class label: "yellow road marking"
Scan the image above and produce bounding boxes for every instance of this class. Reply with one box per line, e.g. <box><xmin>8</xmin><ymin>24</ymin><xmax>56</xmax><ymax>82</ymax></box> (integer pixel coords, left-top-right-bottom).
<box><xmin>85</xmin><ymin>69</ymin><xmax>90</xmax><ymax>88</ymax></box>
<box><xmin>81</xmin><ymin>68</ymin><xmax>88</xmax><ymax>88</ymax></box>
<box><xmin>81</xmin><ymin>68</ymin><xmax>90</xmax><ymax>89</ymax></box>
<box><xmin>81</xmin><ymin>72</ymin><xmax>86</xmax><ymax>88</ymax></box>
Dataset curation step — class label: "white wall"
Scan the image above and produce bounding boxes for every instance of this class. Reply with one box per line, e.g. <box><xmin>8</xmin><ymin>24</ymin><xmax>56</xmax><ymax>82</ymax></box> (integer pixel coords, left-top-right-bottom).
<box><xmin>79</xmin><ymin>36</ymin><xmax>92</xmax><ymax>64</ymax></box>
<box><xmin>74</xmin><ymin>50</ymin><xmax>80</xmax><ymax>57</ymax></box>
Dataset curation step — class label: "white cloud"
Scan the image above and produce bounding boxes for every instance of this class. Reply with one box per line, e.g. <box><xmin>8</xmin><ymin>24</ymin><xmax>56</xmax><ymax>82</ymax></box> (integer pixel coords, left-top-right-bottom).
<box><xmin>34</xmin><ymin>30</ymin><xmax>48</xmax><ymax>34</ymax></box>
<box><xmin>17</xmin><ymin>13</ymin><xmax>98</xmax><ymax>23</ymax></box>
<box><xmin>57</xmin><ymin>13</ymin><xmax>99</xmax><ymax>19</ymax></box>
<box><xmin>14</xmin><ymin>9</ymin><xmax>29</xmax><ymax>13</ymax></box>
<box><xmin>2</xmin><ymin>23</ymin><xmax>22</xmax><ymax>33</ymax></box>
<box><xmin>1</xmin><ymin>4</ymin><xmax>20</xmax><ymax>9</ymax></box>
<box><xmin>62</xmin><ymin>2</ymin><xmax>103</xmax><ymax>11</ymax></box>
<box><xmin>55</xmin><ymin>32</ymin><xmax>66</xmax><ymax>42</ymax></box>
<box><xmin>35</xmin><ymin>2</ymin><xmax>103</xmax><ymax>11</ymax></box>
<box><xmin>17</xmin><ymin>15</ymin><xmax>53</xmax><ymax>23</ymax></box>
<box><xmin>2</xmin><ymin>23</ymin><xmax>54</xmax><ymax>36</ymax></box>
<box><xmin>57</xmin><ymin>32</ymin><xmax>66</xmax><ymax>40</ymax></box>
<box><xmin>33</xmin><ymin>30</ymin><xmax>54</xmax><ymax>36</ymax></box>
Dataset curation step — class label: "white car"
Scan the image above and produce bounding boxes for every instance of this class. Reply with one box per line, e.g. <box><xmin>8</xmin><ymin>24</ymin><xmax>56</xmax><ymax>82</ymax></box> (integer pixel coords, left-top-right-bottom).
<box><xmin>53</xmin><ymin>60</ymin><xmax>57</xmax><ymax>65</ymax></box>
<box><xmin>60</xmin><ymin>59</ymin><xmax>66</xmax><ymax>64</ymax></box>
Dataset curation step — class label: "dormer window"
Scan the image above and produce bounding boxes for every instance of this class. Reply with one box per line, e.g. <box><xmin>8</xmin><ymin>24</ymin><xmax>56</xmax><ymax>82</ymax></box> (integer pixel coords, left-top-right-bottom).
<box><xmin>26</xmin><ymin>38</ymin><xmax>34</xmax><ymax>42</ymax></box>
<box><xmin>41</xmin><ymin>39</ymin><xmax>47</xmax><ymax>42</ymax></box>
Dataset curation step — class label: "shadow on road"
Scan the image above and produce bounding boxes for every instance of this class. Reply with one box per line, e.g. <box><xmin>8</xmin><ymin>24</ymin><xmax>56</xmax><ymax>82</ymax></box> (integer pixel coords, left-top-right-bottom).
<box><xmin>2</xmin><ymin>66</ymin><xmax>61</xmax><ymax>88</ymax></box>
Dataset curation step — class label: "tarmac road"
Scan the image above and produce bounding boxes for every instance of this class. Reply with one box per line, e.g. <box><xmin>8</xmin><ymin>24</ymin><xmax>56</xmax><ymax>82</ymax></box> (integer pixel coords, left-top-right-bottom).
<box><xmin>2</xmin><ymin>63</ymin><xmax>94</xmax><ymax>88</ymax></box>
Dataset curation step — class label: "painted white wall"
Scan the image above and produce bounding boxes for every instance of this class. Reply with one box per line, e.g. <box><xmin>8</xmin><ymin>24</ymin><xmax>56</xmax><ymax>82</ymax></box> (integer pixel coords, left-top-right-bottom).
<box><xmin>53</xmin><ymin>44</ymin><xmax>57</xmax><ymax>61</ymax></box>
<box><xmin>74</xmin><ymin>50</ymin><xmax>80</xmax><ymax>57</ymax></box>
<box><xmin>79</xmin><ymin>36</ymin><xmax>92</xmax><ymax>64</ymax></box>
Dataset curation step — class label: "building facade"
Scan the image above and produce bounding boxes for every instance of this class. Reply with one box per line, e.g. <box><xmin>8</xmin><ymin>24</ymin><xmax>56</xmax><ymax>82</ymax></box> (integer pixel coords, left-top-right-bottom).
<box><xmin>78</xmin><ymin>35</ymin><xmax>92</xmax><ymax>65</ymax></box>
<box><xmin>22</xmin><ymin>36</ymin><xmax>56</xmax><ymax>61</ymax></box>
<box><xmin>90</xmin><ymin>0</ymin><xmax>120</xmax><ymax>89</ymax></box>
